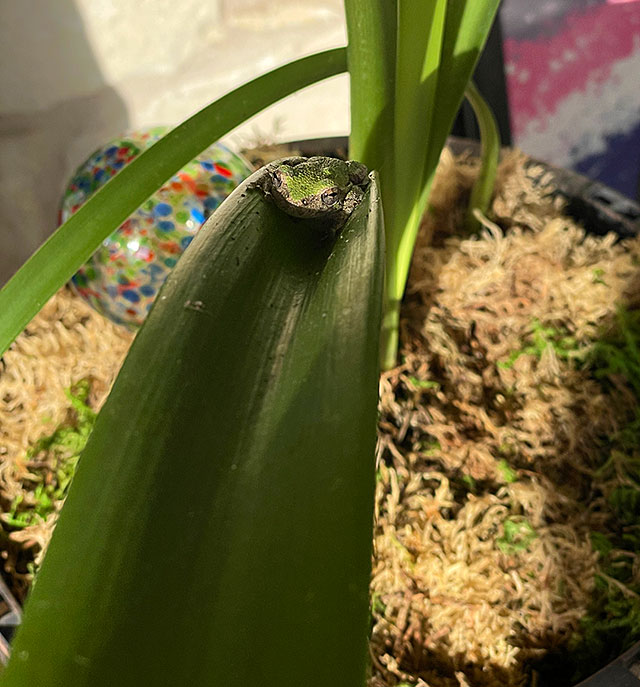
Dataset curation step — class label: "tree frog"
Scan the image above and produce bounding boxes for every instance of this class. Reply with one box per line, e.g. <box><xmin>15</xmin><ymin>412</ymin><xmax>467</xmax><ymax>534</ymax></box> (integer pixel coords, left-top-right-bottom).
<box><xmin>262</xmin><ymin>156</ymin><xmax>370</xmax><ymax>228</ymax></box>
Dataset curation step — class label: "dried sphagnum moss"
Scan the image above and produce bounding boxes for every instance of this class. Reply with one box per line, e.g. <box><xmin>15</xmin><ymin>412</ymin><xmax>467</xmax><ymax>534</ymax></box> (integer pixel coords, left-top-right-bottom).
<box><xmin>370</xmin><ymin>149</ymin><xmax>640</xmax><ymax>687</ymax></box>
<box><xmin>1</xmin><ymin>148</ymin><xmax>639</xmax><ymax>686</ymax></box>
<box><xmin>0</xmin><ymin>289</ymin><xmax>132</xmax><ymax>599</ymax></box>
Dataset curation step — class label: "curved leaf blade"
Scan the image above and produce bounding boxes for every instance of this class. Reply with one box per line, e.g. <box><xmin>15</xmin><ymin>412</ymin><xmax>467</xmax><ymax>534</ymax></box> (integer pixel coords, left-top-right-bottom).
<box><xmin>0</xmin><ymin>48</ymin><xmax>348</xmax><ymax>357</ymax></box>
<box><xmin>464</xmin><ymin>81</ymin><xmax>501</xmax><ymax>232</ymax></box>
<box><xmin>2</xmin><ymin>165</ymin><xmax>384</xmax><ymax>687</ymax></box>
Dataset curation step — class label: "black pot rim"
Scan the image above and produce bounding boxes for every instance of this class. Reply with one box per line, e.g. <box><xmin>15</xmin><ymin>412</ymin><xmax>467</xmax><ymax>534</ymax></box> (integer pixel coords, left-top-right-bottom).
<box><xmin>282</xmin><ymin>135</ymin><xmax>640</xmax><ymax>240</ymax></box>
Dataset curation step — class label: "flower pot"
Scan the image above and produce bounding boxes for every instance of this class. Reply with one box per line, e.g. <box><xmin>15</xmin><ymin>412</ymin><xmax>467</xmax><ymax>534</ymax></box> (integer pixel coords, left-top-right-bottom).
<box><xmin>1</xmin><ymin>136</ymin><xmax>639</xmax><ymax>687</ymax></box>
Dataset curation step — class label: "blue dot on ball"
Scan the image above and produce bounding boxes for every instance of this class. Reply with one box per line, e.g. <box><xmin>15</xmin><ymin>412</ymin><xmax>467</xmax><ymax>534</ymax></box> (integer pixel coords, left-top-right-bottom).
<box><xmin>122</xmin><ymin>289</ymin><xmax>140</xmax><ymax>303</ymax></box>
<box><xmin>190</xmin><ymin>208</ymin><xmax>205</xmax><ymax>224</ymax></box>
<box><xmin>157</xmin><ymin>220</ymin><xmax>175</xmax><ymax>232</ymax></box>
<box><xmin>154</xmin><ymin>203</ymin><xmax>173</xmax><ymax>217</ymax></box>
<box><xmin>204</xmin><ymin>197</ymin><xmax>220</xmax><ymax>212</ymax></box>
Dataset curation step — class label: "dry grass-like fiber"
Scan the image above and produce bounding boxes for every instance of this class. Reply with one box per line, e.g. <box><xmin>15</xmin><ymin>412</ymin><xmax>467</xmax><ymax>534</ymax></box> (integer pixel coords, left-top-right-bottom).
<box><xmin>370</xmin><ymin>149</ymin><xmax>640</xmax><ymax>687</ymax></box>
<box><xmin>0</xmin><ymin>290</ymin><xmax>132</xmax><ymax>598</ymax></box>
<box><xmin>1</xmin><ymin>148</ymin><xmax>639</xmax><ymax>687</ymax></box>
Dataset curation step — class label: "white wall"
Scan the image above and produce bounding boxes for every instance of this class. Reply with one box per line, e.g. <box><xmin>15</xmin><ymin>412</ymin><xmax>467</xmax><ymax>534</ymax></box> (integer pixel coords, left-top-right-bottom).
<box><xmin>0</xmin><ymin>0</ymin><xmax>349</xmax><ymax>283</ymax></box>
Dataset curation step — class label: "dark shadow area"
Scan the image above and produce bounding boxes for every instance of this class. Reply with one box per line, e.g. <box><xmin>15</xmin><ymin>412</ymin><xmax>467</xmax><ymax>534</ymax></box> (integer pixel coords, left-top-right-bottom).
<box><xmin>0</xmin><ymin>0</ymin><xmax>128</xmax><ymax>285</ymax></box>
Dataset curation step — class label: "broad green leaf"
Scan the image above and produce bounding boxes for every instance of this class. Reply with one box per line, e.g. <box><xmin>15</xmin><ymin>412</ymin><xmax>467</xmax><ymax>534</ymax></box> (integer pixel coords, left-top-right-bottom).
<box><xmin>2</xmin><ymin>163</ymin><xmax>385</xmax><ymax>687</ymax></box>
<box><xmin>345</xmin><ymin>0</ymin><xmax>397</xmax><ymax>179</ymax></box>
<box><xmin>381</xmin><ymin>0</ymin><xmax>447</xmax><ymax>367</ymax></box>
<box><xmin>0</xmin><ymin>48</ymin><xmax>347</xmax><ymax>358</ymax></box>
<box><xmin>422</xmin><ymin>0</ymin><xmax>502</xmax><ymax>185</ymax></box>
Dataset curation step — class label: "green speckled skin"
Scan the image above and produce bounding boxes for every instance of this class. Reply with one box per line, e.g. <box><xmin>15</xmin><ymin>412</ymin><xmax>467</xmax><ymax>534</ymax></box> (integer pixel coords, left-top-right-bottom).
<box><xmin>264</xmin><ymin>156</ymin><xmax>369</xmax><ymax>223</ymax></box>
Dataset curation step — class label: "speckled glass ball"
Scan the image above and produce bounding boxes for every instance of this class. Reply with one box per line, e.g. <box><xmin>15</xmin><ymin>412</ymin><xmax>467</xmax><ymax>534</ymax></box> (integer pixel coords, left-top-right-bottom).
<box><xmin>60</xmin><ymin>126</ymin><xmax>253</xmax><ymax>329</ymax></box>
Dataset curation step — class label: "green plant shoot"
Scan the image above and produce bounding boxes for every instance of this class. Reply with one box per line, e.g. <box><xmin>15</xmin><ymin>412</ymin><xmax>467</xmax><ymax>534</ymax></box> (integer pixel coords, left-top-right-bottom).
<box><xmin>464</xmin><ymin>80</ymin><xmax>501</xmax><ymax>233</ymax></box>
<box><xmin>346</xmin><ymin>0</ymin><xmax>501</xmax><ymax>368</ymax></box>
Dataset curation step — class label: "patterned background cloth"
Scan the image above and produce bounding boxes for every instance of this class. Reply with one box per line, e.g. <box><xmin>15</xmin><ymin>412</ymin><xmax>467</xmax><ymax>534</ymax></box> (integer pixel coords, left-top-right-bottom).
<box><xmin>502</xmin><ymin>0</ymin><xmax>640</xmax><ymax>200</ymax></box>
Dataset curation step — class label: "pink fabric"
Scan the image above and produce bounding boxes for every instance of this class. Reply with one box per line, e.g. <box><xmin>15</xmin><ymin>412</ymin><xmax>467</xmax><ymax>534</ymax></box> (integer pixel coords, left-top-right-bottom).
<box><xmin>504</xmin><ymin>3</ymin><xmax>639</xmax><ymax>136</ymax></box>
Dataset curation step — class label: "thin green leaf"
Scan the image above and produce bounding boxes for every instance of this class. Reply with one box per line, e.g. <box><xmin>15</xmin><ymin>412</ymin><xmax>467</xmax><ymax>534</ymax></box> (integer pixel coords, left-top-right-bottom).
<box><xmin>0</xmin><ymin>48</ymin><xmax>347</xmax><ymax>357</ymax></box>
<box><xmin>344</xmin><ymin>0</ymin><xmax>396</xmax><ymax>369</ymax></box>
<box><xmin>381</xmin><ymin>0</ymin><xmax>447</xmax><ymax>368</ymax></box>
<box><xmin>379</xmin><ymin>0</ymin><xmax>501</xmax><ymax>369</ymax></box>
<box><xmin>2</xmin><ymin>166</ymin><xmax>385</xmax><ymax>687</ymax></box>
<box><xmin>391</xmin><ymin>0</ymin><xmax>446</xmax><ymax>284</ymax></box>
<box><xmin>464</xmin><ymin>81</ymin><xmax>500</xmax><ymax>232</ymax></box>
<box><xmin>422</xmin><ymin>0</ymin><xmax>501</xmax><ymax>185</ymax></box>
<box><xmin>496</xmin><ymin>458</ymin><xmax>518</xmax><ymax>484</ymax></box>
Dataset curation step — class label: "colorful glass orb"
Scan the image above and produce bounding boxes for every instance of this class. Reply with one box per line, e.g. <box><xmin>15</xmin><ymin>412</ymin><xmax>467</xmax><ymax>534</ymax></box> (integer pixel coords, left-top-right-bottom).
<box><xmin>60</xmin><ymin>126</ymin><xmax>253</xmax><ymax>329</ymax></box>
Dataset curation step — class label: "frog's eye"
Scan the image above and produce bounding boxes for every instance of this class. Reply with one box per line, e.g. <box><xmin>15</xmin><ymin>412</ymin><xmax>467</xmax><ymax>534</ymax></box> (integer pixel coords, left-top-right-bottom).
<box><xmin>321</xmin><ymin>187</ymin><xmax>340</xmax><ymax>206</ymax></box>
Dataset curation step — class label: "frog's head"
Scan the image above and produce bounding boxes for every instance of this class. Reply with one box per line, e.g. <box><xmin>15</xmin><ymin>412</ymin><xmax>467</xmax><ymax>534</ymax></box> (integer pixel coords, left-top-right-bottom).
<box><xmin>269</xmin><ymin>157</ymin><xmax>369</xmax><ymax>218</ymax></box>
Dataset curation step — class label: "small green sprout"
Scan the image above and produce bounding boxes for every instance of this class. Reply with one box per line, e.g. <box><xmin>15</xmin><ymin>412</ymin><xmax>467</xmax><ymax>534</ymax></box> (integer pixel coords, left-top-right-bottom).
<box><xmin>589</xmin><ymin>306</ymin><xmax>640</xmax><ymax>399</ymax></box>
<box><xmin>498</xmin><ymin>318</ymin><xmax>582</xmax><ymax>369</ymax></box>
<box><xmin>496</xmin><ymin>518</ymin><xmax>537</xmax><ymax>555</ymax></box>
<box><xmin>608</xmin><ymin>486</ymin><xmax>640</xmax><ymax>523</ymax></box>
<box><xmin>590</xmin><ymin>531</ymin><xmax>614</xmax><ymax>557</ymax></box>
<box><xmin>4</xmin><ymin>380</ymin><xmax>96</xmax><ymax>530</ymax></box>
<box><xmin>370</xmin><ymin>592</ymin><xmax>386</xmax><ymax>616</ymax></box>
<box><xmin>462</xmin><ymin>474</ymin><xmax>477</xmax><ymax>493</ymax></box>
<box><xmin>588</xmin><ymin>307</ymin><xmax>640</xmax><ymax>453</ymax></box>
<box><xmin>419</xmin><ymin>439</ymin><xmax>441</xmax><ymax>457</ymax></box>
<box><xmin>496</xmin><ymin>459</ymin><xmax>518</xmax><ymax>484</ymax></box>
<box><xmin>407</xmin><ymin>376</ymin><xmax>440</xmax><ymax>391</ymax></box>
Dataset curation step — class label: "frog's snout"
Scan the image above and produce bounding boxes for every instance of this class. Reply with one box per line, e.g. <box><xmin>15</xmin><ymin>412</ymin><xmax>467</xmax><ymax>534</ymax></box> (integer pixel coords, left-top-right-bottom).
<box><xmin>348</xmin><ymin>162</ymin><xmax>369</xmax><ymax>186</ymax></box>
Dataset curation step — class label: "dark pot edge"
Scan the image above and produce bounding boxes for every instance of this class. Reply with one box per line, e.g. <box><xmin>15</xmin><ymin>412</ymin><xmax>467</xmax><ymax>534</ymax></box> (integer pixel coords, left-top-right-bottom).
<box><xmin>280</xmin><ymin>136</ymin><xmax>640</xmax><ymax>687</ymax></box>
<box><xmin>282</xmin><ymin>135</ymin><xmax>640</xmax><ymax>240</ymax></box>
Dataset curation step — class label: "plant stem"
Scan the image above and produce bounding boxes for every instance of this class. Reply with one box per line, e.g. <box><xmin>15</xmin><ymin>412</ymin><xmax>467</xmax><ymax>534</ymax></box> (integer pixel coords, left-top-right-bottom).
<box><xmin>380</xmin><ymin>1</ymin><xmax>447</xmax><ymax>371</ymax></box>
<box><xmin>379</xmin><ymin>1</ymin><xmax>501</xmax><ymax>370</ymax></box>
